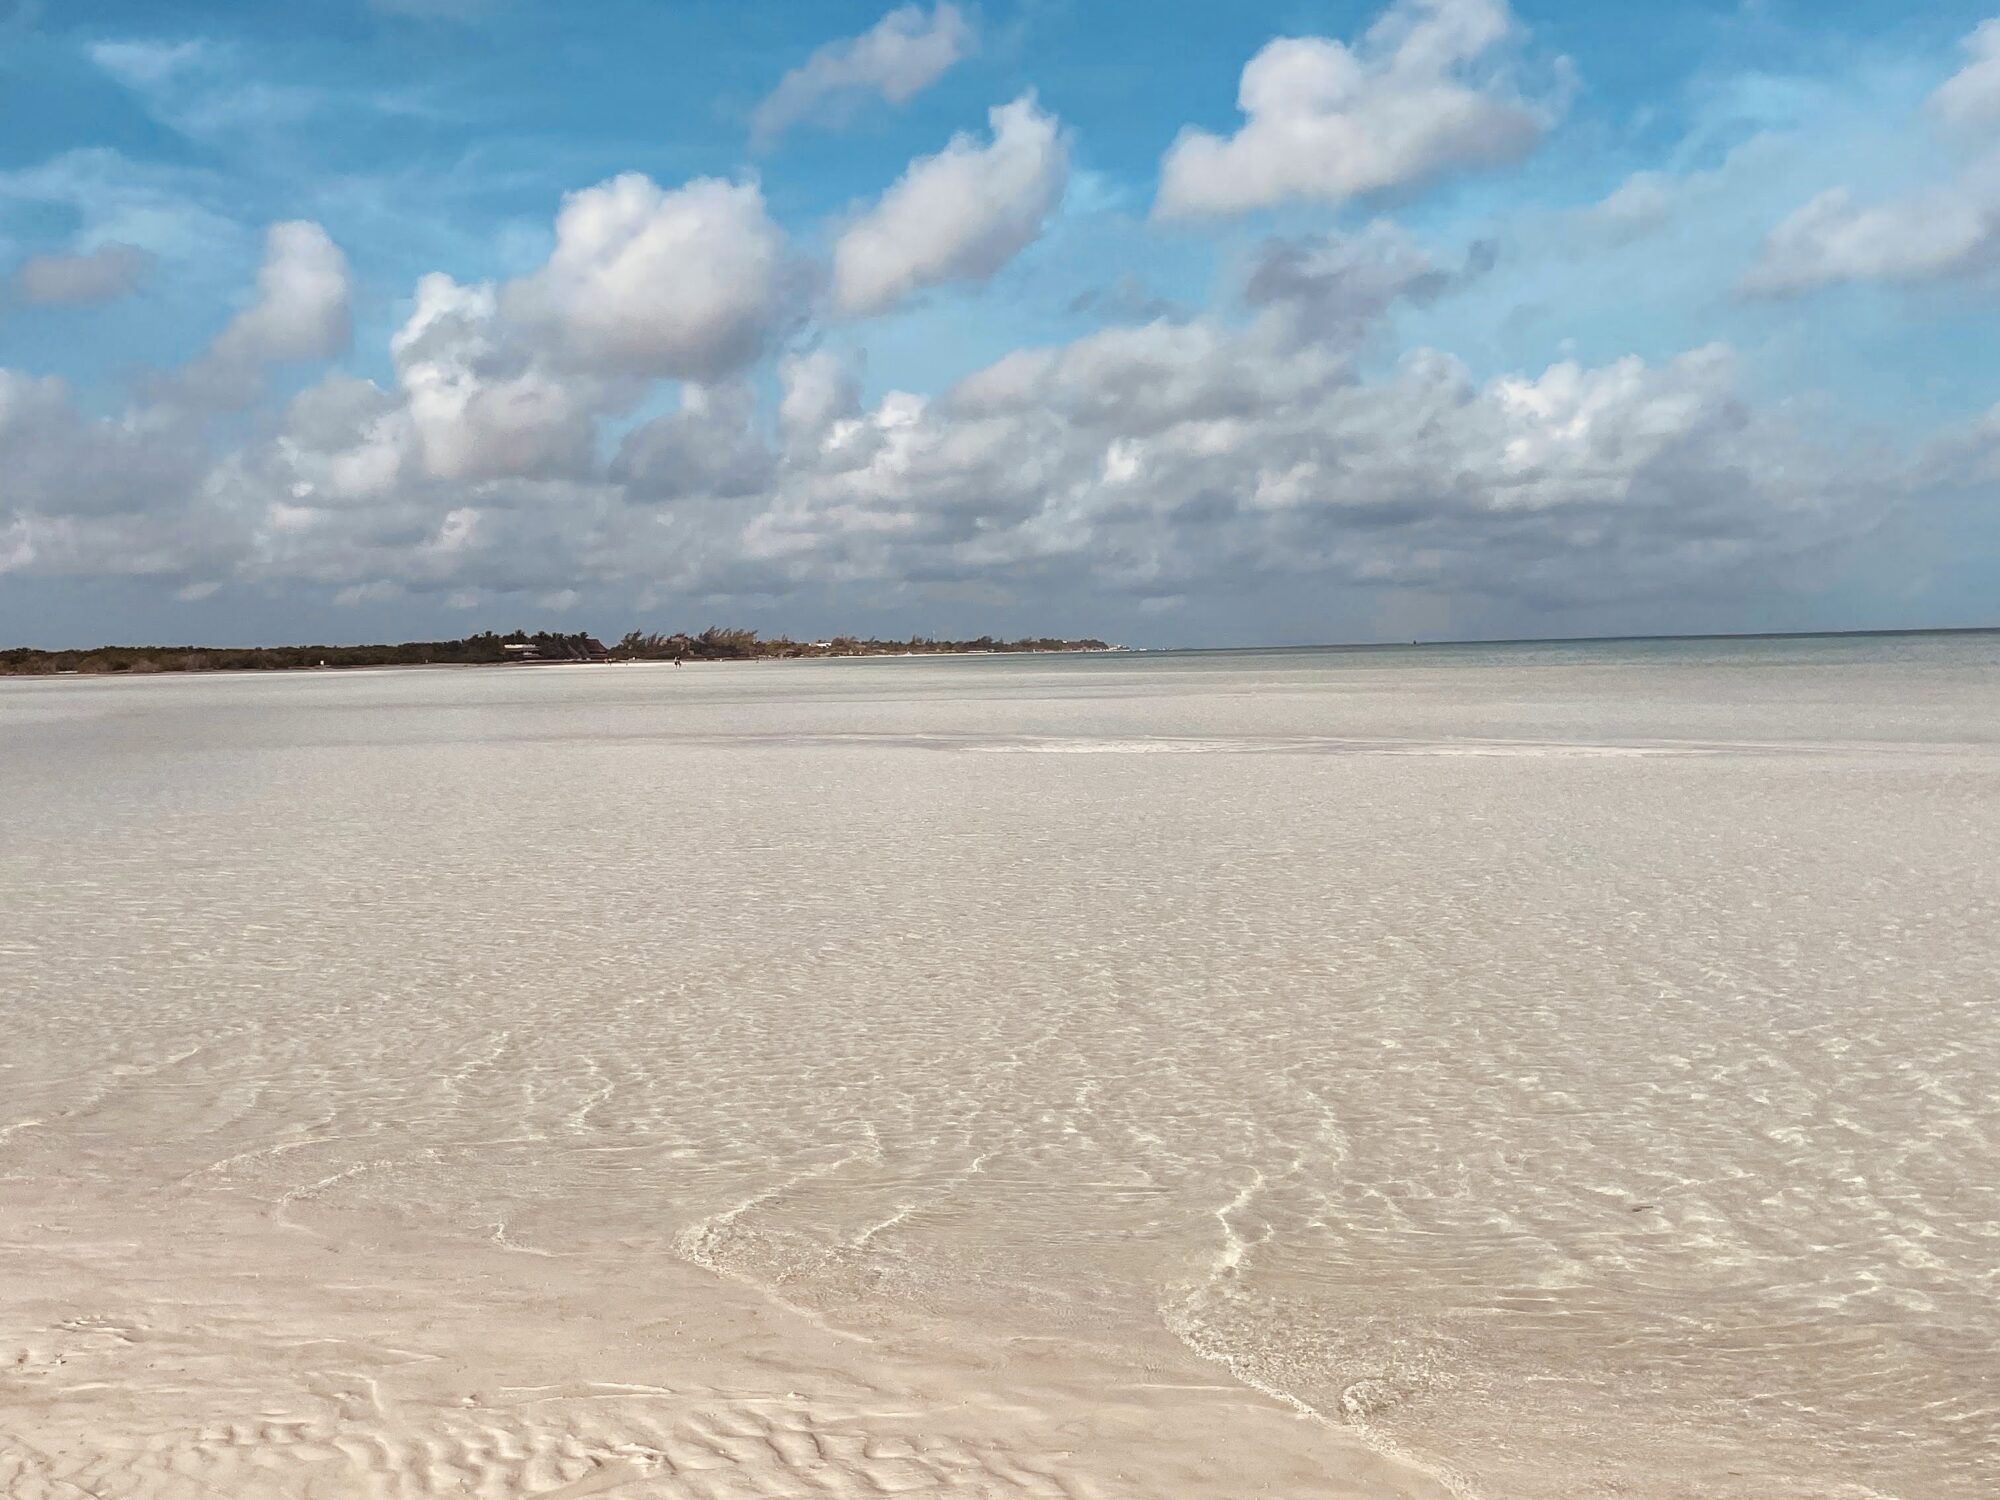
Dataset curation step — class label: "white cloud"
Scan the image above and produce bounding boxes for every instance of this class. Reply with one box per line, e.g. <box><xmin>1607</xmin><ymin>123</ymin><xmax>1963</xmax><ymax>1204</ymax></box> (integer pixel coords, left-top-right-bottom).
<box><xmin>11</xmin><ymin>162</ymin><xmax>793</xmax><ymax>600</ymax></box>
<box><xmin>11</xmin><ymin>243</ymin><xmax>152</xmax><ymax>305</ymax></box>
<box><xmin>1744</xmin><ymin>183</ymin><xmax>1996</xmax><ymax>294</ymax></box>
<box><xmin>224</xmin><ymin>277</ymin><xmax>622</xmax><ymax>601</ymax></box>
<box><xmin>0</xmin><ymin>370</ymin><xmax>204</xmax><ymax>525</ymax></box>
<box><xmin>1931</xmin><ymin>19</ymin><xmax>2000</xmax><ymax>134</ymax></box>
<box><xmin>614</xmin><ymin>382</ymin><xmax>774</xmax><ymax>501</ymax></box>
<box><xmin>393</xmin><ymin>272</ymin><xmax>610</xmax><ymax>482</ymax></box>
<box><xmin>1748</xmin><ymin>22</ymin><xmax>2000</xmax><ymax>294</ymax></box>
<box><xmin>0</xmin><ymin>300</ymin><xmax>1896</xmax><ymax>625</ymax></box>
<box><xmin>213</xmin><ymin>220</ymin><xmax>352</xmax><ymax>364</ymax></box>
<box><xmin>0</xmin><ymin>149</ymin><xmax>239</xmax><ymax>263</ymax></box>
<box><xmin>279</xmin><ymin>374</ymin><xmax>410</xmax><ymax>500</ymax></box>
<box><xmin>267</xmin><ymin>162</ymin><xmax>782</xmax><ymax>507</ymax></box>
<box><xmin>503</xmin><ymin>174</ymin><xmax>786</xmax><ymax>379</ymax></box>
<box><xmin>1242</xmin><ymin>221</ymin><xmax>1466</xmax><ymax>346</ymax></box>
<box><xmin>1155</xmin><ymin>0</ymin><xmax>1553</xmax><ymax>219</ymax></box>
<box><xmin>0</xmin><ymin>369</ymin><xmax>221</xmax><ymax>583</ymax></box>
<box><xmin>728</xmin><ymin>324</ymin><xmax>1866</xmax><ymax>616</ymax></box>
<box><xmin>89</xmin><ymin>37</ymin><xmax>320</xmax><ymax>143</ymax></box>
<box><xmin>752</xmin><ymin>3</ymin><xmax>975</xmax><ymax>146</ymax></box>
<box><xmin>158</xmin><ymin>220</ymin><xmax>352</xmax><ymax>407</ymax></box>
<box><xmin>1577</xmin><ymin>171</ymin><xmax>1676</xmax><ymax>242</ymax></box>
<box><xmin>833</xmin><ymin>94</ymin><xmax>1068</xmax><ymax>317</ymax></box>
<box><xmin>778</xmin><ymin>351</ymin><xmax>863</xmax><ymax>449</ymax></box>
<box><xmin>0</xmin><ymin>101</ymin><xmax>1916</xmax><ymax>632</ymax></box>
<box><xmin>88</xmin><ymin>38</ymin><xmax>205</xmax><ymax>88</ymax></box>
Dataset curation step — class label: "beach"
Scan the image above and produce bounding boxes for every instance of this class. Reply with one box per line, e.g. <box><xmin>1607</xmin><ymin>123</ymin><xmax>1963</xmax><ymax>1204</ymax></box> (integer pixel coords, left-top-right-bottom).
<box><xmin>3</xmin><ymin>636</ymin><xmax>1996</xmax><ymax>1498</ymax></box>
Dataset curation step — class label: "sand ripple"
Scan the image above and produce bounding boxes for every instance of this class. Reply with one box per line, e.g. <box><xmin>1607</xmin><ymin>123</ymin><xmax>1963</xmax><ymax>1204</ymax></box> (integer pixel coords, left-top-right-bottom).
<box><xmin>4</xmin><ymin>642</ymin><xmax>1997</xmax><ymax>1499</ymax></box>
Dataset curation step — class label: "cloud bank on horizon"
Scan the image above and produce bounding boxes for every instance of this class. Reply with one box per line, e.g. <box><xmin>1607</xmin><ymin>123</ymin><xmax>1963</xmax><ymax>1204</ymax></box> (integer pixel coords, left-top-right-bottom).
<box><xmin>1</xmin><ymin>0</ymin><xmax>1997</xmax><ymax>647</ymax></box>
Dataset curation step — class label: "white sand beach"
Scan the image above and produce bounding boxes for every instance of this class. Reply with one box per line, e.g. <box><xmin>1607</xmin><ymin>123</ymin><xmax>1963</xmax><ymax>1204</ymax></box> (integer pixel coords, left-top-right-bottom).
<box><xmin>3</xmin><ymin>637</ymin><xmax>1996</xmax><ymax>1498</ymax></box>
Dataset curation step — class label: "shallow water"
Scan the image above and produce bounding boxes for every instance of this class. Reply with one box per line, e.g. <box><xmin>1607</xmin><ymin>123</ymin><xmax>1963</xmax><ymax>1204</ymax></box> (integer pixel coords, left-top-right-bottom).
<box><xmin>4</xmin><ymin>636</ymin><xmax>1997</xmax><ymax>1498</ymax></box>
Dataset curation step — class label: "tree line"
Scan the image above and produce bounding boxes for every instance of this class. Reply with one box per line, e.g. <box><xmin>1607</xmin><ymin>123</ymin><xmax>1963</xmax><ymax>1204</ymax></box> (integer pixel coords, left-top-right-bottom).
<box><xmin>614</xmin><ymin>628</ymin><xmax>1109</xmax><ymax>661</ymax></box>
<box><xmin>0</xmin><ymin>627</ymin><xmax>1112</xmax><ymax>676</ymax></box>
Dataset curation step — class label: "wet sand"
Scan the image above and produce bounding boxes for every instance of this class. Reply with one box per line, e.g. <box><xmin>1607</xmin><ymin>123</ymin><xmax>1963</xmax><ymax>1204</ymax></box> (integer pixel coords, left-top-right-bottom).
<box><xmin>3</xmin><ymin>637</ymin><xmax>1996</xmax><ymax>1498</ymax></box>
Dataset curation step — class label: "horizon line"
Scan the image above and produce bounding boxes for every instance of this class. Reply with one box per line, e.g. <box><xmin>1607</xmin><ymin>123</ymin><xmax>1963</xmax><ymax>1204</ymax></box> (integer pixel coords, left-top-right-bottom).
<box><xmin>1141</xmin><ymin>624</ymin><xmax>2000</xmax><ymax>653</ymax></box>
<box><xmin>6</xmin><ymin>622</ymin><xmax>1999</xmax><ymax>658</ymax></box>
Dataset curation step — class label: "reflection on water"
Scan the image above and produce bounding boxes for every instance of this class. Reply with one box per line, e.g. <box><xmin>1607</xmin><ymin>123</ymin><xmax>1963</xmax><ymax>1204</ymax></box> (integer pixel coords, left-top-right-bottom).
<box><xmin>4</xmin><ymin>635</ymin><xmax>1997</xmax><ymax>1498</ymax></box>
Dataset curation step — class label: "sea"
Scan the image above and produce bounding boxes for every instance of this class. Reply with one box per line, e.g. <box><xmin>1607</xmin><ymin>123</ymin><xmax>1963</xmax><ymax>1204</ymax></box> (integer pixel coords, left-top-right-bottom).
<box><xmin>2</xmin><ymin>632</ymin><xmax>1995</xmax><ymax>1498</ymax></box>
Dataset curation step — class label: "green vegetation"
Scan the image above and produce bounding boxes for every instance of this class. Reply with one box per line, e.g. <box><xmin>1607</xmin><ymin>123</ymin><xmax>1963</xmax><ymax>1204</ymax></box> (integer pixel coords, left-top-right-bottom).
<box><xmin>0</xmin><ymin>627</ymin><xmax>1111</xmax><ymax>676</ymax></box>
<box><xmin>614</xmin><ymin>628</ymin><xmax>1109</xmax><ymax>661</ymax></box>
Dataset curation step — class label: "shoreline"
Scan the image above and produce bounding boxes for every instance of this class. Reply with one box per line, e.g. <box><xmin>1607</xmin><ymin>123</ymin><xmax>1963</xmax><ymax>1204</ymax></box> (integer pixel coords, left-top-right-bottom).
<box><xmin>0</xmin><ymin>647</ymin><xmax>1124</xmax><ymax>682</ymax></box>
<box><xmin>0</xmin><ymin>646</ymin><xmax>1130</xmax><ymax>684</ymax></box>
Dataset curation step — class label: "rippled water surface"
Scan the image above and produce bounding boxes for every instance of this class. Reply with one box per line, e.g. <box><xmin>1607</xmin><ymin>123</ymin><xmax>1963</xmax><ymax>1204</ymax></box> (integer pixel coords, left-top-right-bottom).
<box><xmin>4</xmin><ymin>636</ymin><xmax>1997</xmax><ymax>1498</ymax></box>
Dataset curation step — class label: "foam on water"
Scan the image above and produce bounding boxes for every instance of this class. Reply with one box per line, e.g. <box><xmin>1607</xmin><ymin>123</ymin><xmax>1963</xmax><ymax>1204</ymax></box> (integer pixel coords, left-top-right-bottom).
<box><xmin>3</xmin><ymin>635</ymin><xmax>1997</xmax><ymax>1499</ymax></box>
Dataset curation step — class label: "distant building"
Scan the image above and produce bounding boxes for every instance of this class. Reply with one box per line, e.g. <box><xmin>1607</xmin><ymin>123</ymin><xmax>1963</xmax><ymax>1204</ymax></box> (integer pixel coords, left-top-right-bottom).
<box><xmin>502</xmin><ymin>637</ymin><xmax>610</xmax><ymax>664</ymax></box>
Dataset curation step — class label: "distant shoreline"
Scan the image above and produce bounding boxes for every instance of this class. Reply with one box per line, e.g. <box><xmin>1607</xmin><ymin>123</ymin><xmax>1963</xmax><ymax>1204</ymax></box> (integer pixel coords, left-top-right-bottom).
<box><xmin>0</xmin><ymin>629</ymin><xmax>1116</xmax><ymax>678</ymax></box>
<box><xmin>4</xmin><ymin>623</ymin><xmax>1993</xmax><ymax>679</ymax></box>
<box><xmin>0</xmin><ymin>654</ymin><xmax>1130</xmax><ymax>685</ymax></box>
<box><xmin>1266</xmin><ymin>624</ymin><xmax>2000</xmax><ymax>652</ymax></box>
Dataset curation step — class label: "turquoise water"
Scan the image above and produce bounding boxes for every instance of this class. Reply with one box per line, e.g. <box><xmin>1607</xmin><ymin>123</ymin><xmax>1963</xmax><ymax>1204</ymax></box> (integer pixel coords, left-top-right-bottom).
<box><xmin>3</xmin><ymin>630</ymin><xmax>1996</xmax><ymax>1498</ymax></box>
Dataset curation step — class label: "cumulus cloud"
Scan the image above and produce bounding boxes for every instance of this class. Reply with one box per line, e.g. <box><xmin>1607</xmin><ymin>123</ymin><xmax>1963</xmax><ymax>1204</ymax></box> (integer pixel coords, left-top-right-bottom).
<box><xmin>195</xmin><ymin>238</ymin><xmax>1852</xmax><ymax>611</ymax></box>
<box><xmin>261</xmin><ymin>164</ymin><xmax>797</xmax><ymax>521</ymax></box>
<box><xmin>1243</xmin><ymin>222</ymin><xmax>1480</xmax><ymax>346</ymax></box>
<box><xmin>394</xmin><ymin>272</ymin><xmax>617</xmax><ymax>482</ymax></box>
<box><xmin>0</xmin><ymin>92</ymin><xmax>1910</xmax><ymax>633</ymax></box>
<box><xmin>214</xmin><ymin>220</ymin><xmax>353</xmax><ymax>365</ymax></box>
<box><xmin>719</xmin><ymin>325</ymin><xmax>1869</xmax><ymax>619</ymax></box>
<box><xmin>0</xmin><ymin>368</ymin><xmax>221</xmax><ymax>585</ymax></box>
<box><xmin>833</xmin><ymin>94</ymin><xmax>1069</xmax><ymax>316</ymax></box>
<box><xmin>0</xmin><ymin>161</ymin><xmax>804</xmax><ymax>600</ymax></box>
<box><xmin>1931</xmin><ymin>20</ymin><xmax>2000</xmax><ymax>134</ymax></box>
<box><xmin>1155</xmin><ymin>0</ymin><xmax>1554</xmax><ymax>219</ymax></box>
<box><xmin>752</xmin><ymin>3</ymin><xmax>975</xmax><ymax>146</ymax></box>
<box><xmin>1744</xmin><ymin>182</ymin><xmax>1998</xmax><ymax>294</ymax></box>
<box><xmin>614</xmin><ymin>383</ymin><xmax>775</xmax><ymax>500</ymax></box>
<box><xmin>234</xmin><ymin>284</ymin><xmax>617</xmax><ymax>600</ymax></box>
<box><xmin>503</xmin><ymin>174</ymin><xmax>787</xmax><ymax>379</ymax></box>
<box><xmin>0</xmin><ymin>371</ymin><xmax>203</xmax><ymax>523</ymax></box>
<box><xmin>7</xmin><ymin>253</ymin><xmax>1880</xmax><ymax>627</ymax></box>
<box><xmin>1748</xmin><ymin>23</ymin><xmax>2000</xmax><ymax>294</ymax></box>
<box><xmin>20</xmin><ymin>3</ymin><xmax>1980</xmax><ymax>639</ymax></box>
<box><xmin>164</xmin><ymin>220</ymin><xmax>352</xmax><ymax>406</ymax></box>
<box><xmin>777</xmin><ymin>350</ymin><xmax>863</xmax><ymax>450</ymax></box>
<box><xmin>11</xmin><ymin>243</ymin><xmax>152</xmax><ymax>305</ymax></box>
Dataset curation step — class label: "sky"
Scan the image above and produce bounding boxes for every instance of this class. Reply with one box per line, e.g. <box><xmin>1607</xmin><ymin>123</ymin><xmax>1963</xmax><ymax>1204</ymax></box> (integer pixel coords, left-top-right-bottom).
<box><xmin>2</xmin><ymin>0</ymin><xmax>1998</xmax><ymax>648</ymax></box>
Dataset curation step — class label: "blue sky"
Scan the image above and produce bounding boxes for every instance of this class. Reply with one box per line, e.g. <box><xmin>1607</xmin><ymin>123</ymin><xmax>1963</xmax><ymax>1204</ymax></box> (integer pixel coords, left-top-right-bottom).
<box><xmin>2</xmin><ymin>0</ymin><xmax>1998</xmax><ymax>646</ymax></box>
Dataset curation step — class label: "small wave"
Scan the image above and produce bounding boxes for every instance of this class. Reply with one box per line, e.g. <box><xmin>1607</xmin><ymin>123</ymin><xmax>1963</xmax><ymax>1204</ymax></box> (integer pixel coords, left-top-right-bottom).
<box><xmin>963</xmin><ymin>735</ymin><xmax>1700</xmax><ymax>757</ymax></box>
<box><xmin>966</xmin><ymin>737</ymin><xmax>1274</xmax><ymax>754</ymax></box>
